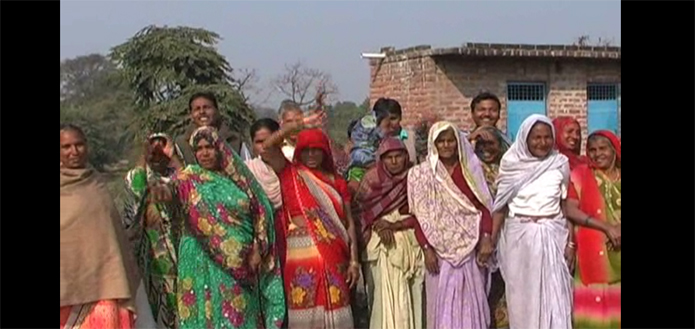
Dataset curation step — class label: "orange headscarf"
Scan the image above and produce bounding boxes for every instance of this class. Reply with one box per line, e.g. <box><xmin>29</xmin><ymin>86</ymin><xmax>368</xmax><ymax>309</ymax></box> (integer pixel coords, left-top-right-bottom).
<box><xmin>552</xmin><ymin>116</ymin><xmax>588</xmax><ymax>170</ymax></box>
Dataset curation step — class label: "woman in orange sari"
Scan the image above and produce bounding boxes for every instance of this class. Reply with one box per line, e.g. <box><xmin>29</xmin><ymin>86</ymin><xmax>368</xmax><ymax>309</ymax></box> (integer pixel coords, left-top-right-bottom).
<box><xmin>262</xmin><ymin>110</ymin><xmax>361</xmax><ymax>329</ymax></box>
<box><xmin>564</xmin><ymin>130</ymin><xmax>622</xmax><ymax>328</ymax></box>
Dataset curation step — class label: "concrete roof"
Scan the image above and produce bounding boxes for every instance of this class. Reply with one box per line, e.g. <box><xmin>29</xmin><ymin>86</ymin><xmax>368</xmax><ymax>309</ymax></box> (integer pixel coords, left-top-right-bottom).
<box><xmin>377</xmin><ymin>43</ymin><xmax>621</xmax><ymax>62</ymax></box>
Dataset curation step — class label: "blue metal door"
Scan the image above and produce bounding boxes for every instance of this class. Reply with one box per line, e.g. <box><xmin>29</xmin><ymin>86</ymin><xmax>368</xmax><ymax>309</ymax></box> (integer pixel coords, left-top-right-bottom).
<box><xmin>507</xmin><ymin>82</ymin><xmax>547</xmax><ymax>141</ymax></box>
<box><xmin>587</xmin><ymin>83</ymin><xmax>619</xmax><ymax>134</ymax></box>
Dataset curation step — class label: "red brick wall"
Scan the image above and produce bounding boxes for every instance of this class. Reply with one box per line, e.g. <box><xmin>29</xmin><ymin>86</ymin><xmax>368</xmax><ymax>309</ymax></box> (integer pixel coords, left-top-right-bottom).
<box><xmin>368</xmin><ymin>55</ymin><xmax>621</xmax><ymax>146</ymax></box>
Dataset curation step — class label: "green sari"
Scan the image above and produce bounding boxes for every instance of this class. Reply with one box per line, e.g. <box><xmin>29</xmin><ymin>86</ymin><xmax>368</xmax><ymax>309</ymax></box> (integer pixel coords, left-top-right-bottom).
<box><xmin>173</xmin><ymin>127</ymin><xmax>286</xmax><ymax>329</ymax></box>
<box><xmin>125</xmin><ymin>165</ymin><xmax>180</xmax><ymax>329</ymax></box>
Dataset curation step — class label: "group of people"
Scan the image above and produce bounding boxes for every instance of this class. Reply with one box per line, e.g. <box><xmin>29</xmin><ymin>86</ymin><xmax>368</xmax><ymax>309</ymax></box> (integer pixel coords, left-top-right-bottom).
<box><xmin>60</xmin><ymin>90</ymin><xmax>621</xmax><ymax>329</ymax></box>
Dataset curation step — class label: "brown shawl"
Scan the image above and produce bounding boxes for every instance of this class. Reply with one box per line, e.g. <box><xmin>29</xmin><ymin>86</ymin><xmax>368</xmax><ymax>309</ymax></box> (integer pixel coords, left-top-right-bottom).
<box><xmin>354</xmin><ymin>137</ymin><xmax>410</xmax><ymax>232</ymax></box>
<box><xmin>60</xmin><ymin>167</ymin><xmax>139</xmax><ymax>310</ymax></box>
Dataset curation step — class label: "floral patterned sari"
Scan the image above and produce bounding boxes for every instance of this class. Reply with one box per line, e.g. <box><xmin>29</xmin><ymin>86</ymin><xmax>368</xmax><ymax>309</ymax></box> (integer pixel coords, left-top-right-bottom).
<box><xmin>278</xmin><ymin>129</ymin><xmax>354</xmax><ymax>329</ymax></box>
<box><xmin>173</xmin><ymin>127</ymin><xmax>286</xmax><ymax>329</ymax></box>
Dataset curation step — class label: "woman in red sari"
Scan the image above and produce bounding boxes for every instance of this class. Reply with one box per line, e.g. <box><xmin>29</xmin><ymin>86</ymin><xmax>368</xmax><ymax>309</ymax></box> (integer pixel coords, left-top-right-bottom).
<box><xmin>564</xmin><ymin>130</ymin><xmax>622</xmax><ymax>328</ymax></box>
<box><xmin>262</xmin><ymin>109</ymin><xmax>361</xmax><ymax>329</ymax></box>
<box><xmin>552</xmin><ymin>116</ymin><xmax>588</xmax><ymax>170</ymax></box>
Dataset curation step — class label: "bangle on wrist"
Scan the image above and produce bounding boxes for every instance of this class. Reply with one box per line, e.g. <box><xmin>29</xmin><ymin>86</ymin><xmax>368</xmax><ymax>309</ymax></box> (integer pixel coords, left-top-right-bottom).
<box><xmin>567</xmin><ymin>241</ymin><xmax>576</xmax><ymax>249</ymax></box>
<box><xmin>349</xmin><ymin>260</ymin><xmax>360</xmax><ymax>268</ymax></box>
<box><xmin>583</xmin><ymin>215</ymin><xmax>591</xmax><ymax>226</ymax></box>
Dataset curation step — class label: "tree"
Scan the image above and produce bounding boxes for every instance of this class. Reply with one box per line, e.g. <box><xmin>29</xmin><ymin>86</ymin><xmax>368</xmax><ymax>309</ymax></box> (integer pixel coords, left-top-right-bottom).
<box><xmin>325</xmin><ymin>101</ymin><xmax>365</xmax><ymax>146</ymax></box>
<box><xmin>271</xmin><ymin>61</ymin><xmax>338</xmax><ymax>107</ymax></box>
<box><xmin>61</xmin><ymin>54</ymin><xmax>120</xmax><ymax>103</ymax></box>
<box><xmin>60</xmin><ymin>54</ymin><xmax>135</xmax><ymax>169</ymax></box>
<box><xmin>573</xmin><ymin>35</ymin><xmax>615</xmax><ymax>47</ymax></box>
<box><xmin>109</xmin><ymin>25</ymin><xmax>255</xmax><ymax>138</ymax></box>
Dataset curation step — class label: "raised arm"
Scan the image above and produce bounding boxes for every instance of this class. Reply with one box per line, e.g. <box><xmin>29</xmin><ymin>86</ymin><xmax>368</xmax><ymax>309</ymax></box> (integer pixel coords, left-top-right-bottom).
<box><xmin>261</xmin><ymin>111</ymin><xmax>327</xmax><ymax>173</ymax></box>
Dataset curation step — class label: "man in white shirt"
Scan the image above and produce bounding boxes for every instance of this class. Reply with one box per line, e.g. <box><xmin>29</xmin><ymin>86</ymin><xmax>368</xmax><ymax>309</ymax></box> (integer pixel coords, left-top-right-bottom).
<box><xmin>278</xmin><ymin>100</ymin><xmax>304</xmax><ymax>161</ymax></box>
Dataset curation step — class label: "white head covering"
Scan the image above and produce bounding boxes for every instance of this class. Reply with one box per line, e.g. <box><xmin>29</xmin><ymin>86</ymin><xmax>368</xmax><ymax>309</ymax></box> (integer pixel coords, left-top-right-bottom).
<box><xmin>427</xmin><ymin>121</ymin><xmax>493</xmax><ymax>209</ymax></box>
<box><xmin>492</xmin><ymin>114</ymin><xmax>569</xmax><ymax>213</ymax></box>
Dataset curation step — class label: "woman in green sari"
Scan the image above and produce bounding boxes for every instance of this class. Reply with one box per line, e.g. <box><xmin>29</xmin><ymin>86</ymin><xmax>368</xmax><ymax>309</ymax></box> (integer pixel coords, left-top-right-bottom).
<box><xmin>158</xmin><ymin>126</ymin><xmax>286</xmax><ymax>329</ymax></box>
<box><xmin>123</xmin><ymin>133</ymin><xmax>183</xmax><ymax>329</ymax></box>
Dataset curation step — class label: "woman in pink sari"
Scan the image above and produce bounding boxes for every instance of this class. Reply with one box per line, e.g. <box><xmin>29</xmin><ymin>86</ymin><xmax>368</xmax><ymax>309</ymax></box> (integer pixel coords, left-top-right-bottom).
<box><xmin>407</xmin><ymin>121</ymin><xmax>494</xmax><ymax>329</ymax></box>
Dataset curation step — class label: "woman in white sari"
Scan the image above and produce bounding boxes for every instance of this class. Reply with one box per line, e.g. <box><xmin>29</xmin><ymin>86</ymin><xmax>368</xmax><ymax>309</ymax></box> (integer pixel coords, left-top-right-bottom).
<box><xmin>488</xmin><ymin>114</ymin><xmax>574</xmax><ymax>329</ymax></box>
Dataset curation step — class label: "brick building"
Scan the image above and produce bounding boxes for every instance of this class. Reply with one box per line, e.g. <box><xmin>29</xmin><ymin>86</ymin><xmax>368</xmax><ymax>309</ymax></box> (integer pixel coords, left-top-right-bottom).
<box><xmin>367</xmin><ymin>43</ymin><xmax>621</xmax><ymax>142</ymax></box>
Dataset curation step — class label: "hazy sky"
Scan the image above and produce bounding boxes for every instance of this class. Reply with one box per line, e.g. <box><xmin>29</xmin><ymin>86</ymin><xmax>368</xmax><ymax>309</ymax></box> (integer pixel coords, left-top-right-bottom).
<box><xmin>60</xmin><ymin>1</ymin><xmax>621</xmax><ymax>106</ymax></box>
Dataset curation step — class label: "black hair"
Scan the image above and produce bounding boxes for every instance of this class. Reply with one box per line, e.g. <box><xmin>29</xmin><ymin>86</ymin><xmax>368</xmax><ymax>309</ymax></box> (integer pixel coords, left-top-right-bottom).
<box><xmin>188</xmin><ymin>92</ymin><xmax>219</xmax><ymax>112</ymax></box>
<box><xmin>249</xmin><ymin>118</ymin><xmax>281</xmax><ymax>140</ymax></box>
<box><xmin>347</xmin><ymin>119</ymin><xmax>359</xmax><ymax>139</ymax></box>
<box><xmin>60</xmin><ymin>123</ymin><xmax>87</xmax><ymax>140</ymax></box>
<box><xmin>278</xmin><ymin>99</ymin><xmax>303</xmax><ymax>117</ymax></box>
<box><xmin>373</xmin><ymin>97</ymin><xmax>402</xmax><ymax>117</ymax></box>
<box><xmin>470</xmin><ymin>92</ymin><xmax>502</xmax><ymax>112</ymax></box>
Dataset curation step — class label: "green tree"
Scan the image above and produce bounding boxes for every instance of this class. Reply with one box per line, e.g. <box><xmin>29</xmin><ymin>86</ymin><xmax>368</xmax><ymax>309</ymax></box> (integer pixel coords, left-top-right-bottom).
<box><xmin>325</xmin><ymin>101</ymin><xmax>365</xmax><ymax>146</ymax></box>
<box><xmin>60</xmin><ymin>54</ymin><xmax>135</xmax><ymax>169</ymax></box>
<box><xmin>109</xmin><ymin>25</ymin><xmax>255</xmax><ymax>138</ymax></box>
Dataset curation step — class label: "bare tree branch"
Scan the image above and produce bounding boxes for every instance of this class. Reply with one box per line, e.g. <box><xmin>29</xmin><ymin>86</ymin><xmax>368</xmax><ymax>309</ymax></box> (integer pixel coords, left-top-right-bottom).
<box><xmin>573</xmin><ymin>35</ymin><xmax>615</xmax><ymax>47</ymax></box>
<box><xmin>233</xmin><ymin>67</ymin><xmax>268</xmax><ymax>104</ymax></box>
<box><xmin>271</xmin><ymin>60</ymin><xmax>338</xmax><ymax>107</ymax></box>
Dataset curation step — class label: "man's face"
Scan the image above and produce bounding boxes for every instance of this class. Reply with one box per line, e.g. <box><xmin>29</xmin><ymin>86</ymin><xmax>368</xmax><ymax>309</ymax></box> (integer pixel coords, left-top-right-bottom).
<box><xmin>281</xmin><ymin>109</ymin><xmax>303</xmax><ymax>142</ymax></box>
<box><xmin>190</xmin><ymin>97</ymin><xmax>219</xmax><ymax>127</ymax></box>
<box><xmin>472</xmin><ymin>99</ymin><xmax>500</xmax><ymax>127</ymax></box>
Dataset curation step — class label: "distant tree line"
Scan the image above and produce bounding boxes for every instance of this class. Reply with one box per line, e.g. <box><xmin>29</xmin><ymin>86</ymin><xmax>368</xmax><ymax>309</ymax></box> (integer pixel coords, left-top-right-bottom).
<box><xmin>60</xmin><ymin>25</ymin><xmax>368</xmax><ymax>170</ymax></box>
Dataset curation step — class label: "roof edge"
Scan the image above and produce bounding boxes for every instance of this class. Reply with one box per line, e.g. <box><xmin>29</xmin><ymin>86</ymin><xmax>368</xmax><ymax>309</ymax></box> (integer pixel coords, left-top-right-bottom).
<box><xmin>376</xmin><ymin>42</ymin><xmax>621</xmax><ymax>61</ymax></box>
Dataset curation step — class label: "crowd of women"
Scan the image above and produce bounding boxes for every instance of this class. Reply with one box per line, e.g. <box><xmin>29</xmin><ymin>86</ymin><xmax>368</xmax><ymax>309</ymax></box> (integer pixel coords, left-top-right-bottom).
<box><xmin>60</xmin><ymin>90</ymin><xmax>621</xmax><ymax>329</ymax></box>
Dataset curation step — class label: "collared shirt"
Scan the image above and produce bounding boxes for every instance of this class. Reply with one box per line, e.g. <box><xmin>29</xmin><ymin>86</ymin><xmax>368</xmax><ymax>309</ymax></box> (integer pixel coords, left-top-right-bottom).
<box><xmin>281</xmin><ymin>140</ymin><xmax>295</xmax><ymax>161</ymax></box>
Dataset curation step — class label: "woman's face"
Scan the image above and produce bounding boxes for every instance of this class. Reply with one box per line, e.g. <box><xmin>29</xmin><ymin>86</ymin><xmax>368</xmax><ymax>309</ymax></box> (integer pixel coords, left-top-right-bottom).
<box><xmin>527</xmin><ymin>122</ymin><xmax>554</xmax><ymax>158</ymax></box>
<box><xmin>195</xmin><ymin>138</ymin><xmax>220</xmax><ymax>170</ymax></box>
<box><xmin>300</xmin><ymin>147</ymin><xmax>324</xmax><ymax>169</ymax></box>
<box><xmin>476</xmin><ymin>135</ymin><xmax>502</xmax><ymax>164</ymax></box>
<box><xmin>435</xmin><ymin>128</ymin><xmax>458</xmax><ymax>161</ymax></box>
<box><xmin>148</xmin><ymin>137</ymin><xmax>171</xmax><ymax>173</ymax></box>
<box><xmin>252</xmin><ymin>128</ymin><xmax>272</xmax><ymax>157</ymax></box>
<box><xmin>60</xmin><ymin>130</ymin><xmax>89</xmax><ymax>169</ymax></box>
<box><xmin>561</xmin><ymin>121</ymin><xmax>582</xmax><ymax>153</ymax></box>
<box><xmin>381</xmin><ymin>149</ymin><xmax>407</xmax><ymax>175</ymax></box>
<box><xmin>587</xmin><ymin>136</ymin><xmax>616</xmax><ymax>170</ymax></box>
